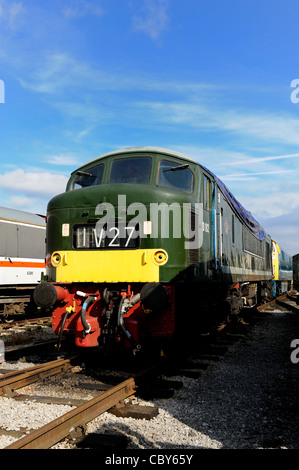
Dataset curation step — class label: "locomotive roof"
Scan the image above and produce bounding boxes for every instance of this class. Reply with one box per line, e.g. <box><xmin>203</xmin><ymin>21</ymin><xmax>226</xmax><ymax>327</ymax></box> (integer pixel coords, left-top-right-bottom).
<box><xmin>0</xmin><ymin>206</ymin><xmax>46</xmax><ymax>227</ymax></box>
<box><xmin>73</xmin><ymin>147</ymin><xmax>196</xmax><ymax>172</ymax></box>
<box><xmin>73</xmin><ymin>146</ymin><xmax>266</xmax><ymax>241</ymax></box>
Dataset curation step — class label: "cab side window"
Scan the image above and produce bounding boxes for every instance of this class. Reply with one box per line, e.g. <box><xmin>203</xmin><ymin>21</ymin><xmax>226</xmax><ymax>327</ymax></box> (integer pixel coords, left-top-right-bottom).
<box><xmin>204</xmin><ymin>175</ymin><xmax>211</xmax><ymax>211</ymax></box>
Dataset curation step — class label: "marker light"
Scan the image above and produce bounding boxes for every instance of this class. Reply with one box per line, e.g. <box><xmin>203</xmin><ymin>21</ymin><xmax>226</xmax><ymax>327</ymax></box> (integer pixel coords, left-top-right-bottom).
<box><xmin>51</xmin><ymin>252</ymin><xmax>62</xmax><ymax>267</ymax></box>
<box><xmin>153</xmin><ymin>250</ymin><xmax>168</xmax><ymax>265</ymax></box>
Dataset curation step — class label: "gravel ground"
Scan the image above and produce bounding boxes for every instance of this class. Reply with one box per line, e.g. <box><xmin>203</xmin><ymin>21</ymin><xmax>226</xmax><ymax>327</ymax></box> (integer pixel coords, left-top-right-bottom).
<box><xmin>0</xmin><ymin>308</ymin><xmax>298</xmax><ymax>450</ymax></box>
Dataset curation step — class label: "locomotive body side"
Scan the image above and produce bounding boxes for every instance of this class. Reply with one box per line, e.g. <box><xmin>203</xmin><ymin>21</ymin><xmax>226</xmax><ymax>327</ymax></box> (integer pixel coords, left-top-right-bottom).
<box><xmin>33</xmin><ymin>148</ymin><xmax>282</xmax><ymax>351</ymax></box>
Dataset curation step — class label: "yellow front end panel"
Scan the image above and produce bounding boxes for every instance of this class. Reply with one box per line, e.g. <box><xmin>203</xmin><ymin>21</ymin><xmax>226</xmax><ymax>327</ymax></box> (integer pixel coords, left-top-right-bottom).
<box><xmin>51</xmin><ymin>249</ymin><xmax>167</xmax><ymax>283</ymax></box>
<box><xmin>272</xmin><ymin>252</ymin><xmax>279</xmax><ymax>280</ymax></box>
<box><xmin>272</xmin><ymin>240</ymin><xmax>280</xmax><ymax>281</ymax></box>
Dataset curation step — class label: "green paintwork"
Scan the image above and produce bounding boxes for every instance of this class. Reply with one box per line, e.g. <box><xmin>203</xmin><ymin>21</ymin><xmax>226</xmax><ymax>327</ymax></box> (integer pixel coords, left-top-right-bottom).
<box><xmin>46</xmin><ymin>147</ymin><xmax>272</xmax><ymax>285</ymax></box>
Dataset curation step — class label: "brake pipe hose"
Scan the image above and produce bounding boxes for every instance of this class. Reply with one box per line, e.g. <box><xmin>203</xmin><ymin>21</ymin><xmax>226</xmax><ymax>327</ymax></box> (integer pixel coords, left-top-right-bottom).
<box><xmin>81</xmin><ymin>295</ymin><xmax>97</xmax><ymax>335</ymax></box>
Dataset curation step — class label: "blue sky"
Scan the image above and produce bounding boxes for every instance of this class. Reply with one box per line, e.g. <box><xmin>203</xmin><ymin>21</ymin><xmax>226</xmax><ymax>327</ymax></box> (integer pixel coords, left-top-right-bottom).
<box><xmin>0</xmin><ymin>0</ymin><xmax>299</xmax><ymax>255</ymax></box>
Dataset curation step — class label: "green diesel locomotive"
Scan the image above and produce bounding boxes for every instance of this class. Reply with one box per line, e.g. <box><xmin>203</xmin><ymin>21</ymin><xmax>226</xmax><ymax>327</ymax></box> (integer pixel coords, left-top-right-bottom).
<box><xmin>34</xmin><ymin>147</ymin><xmax>280</xmax><ymax>351</ymax></box>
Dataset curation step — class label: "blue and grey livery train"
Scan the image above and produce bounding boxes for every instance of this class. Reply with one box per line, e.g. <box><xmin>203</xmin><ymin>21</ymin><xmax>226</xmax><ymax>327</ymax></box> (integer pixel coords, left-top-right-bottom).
<box><xmin>32</xmin><ymin>147</ymin><xmax>293</xmax><ymax>350</ymax></box>
<box><xmin>0</xmin><ymin>206</ymin><xmax>46</xmax><ymax>315</ymax></box>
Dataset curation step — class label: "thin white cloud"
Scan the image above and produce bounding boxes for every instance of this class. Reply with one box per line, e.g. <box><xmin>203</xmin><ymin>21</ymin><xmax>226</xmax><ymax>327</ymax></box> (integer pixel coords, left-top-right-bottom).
<box><xmin>7</xmin><ymin>195</ymin><xmax>43</xmax><ymax>212</ymax></box>
<box><xmin>17</xmin><ymin>52</ymin><xmax>133</xmax><ymax>94</ymax></box>
<box><xmin>224</xmin><ymin>152</ymin><xmax>299</xmax><ymax>166</ymax></box>
<box><xmin>218</xmin><ymin>169</ymin><xmax>293</xmax><ymax>181</ymax></box>
<box><xmin>18</xmin><ymin>53</ymin><xmax>94</xmax><ymax>94</ymax></box>
<box><xmin>17</xmin><ymin>51</ymin><xmax>219</xmax><ymax>98</ymax></box>
<box><xmin>75</xmin><ymin>128</ymin><xmax>93</xmax><ymax>141</ymax></box>
<box><xmin>173</xmin><ymin>145</ymin><xmax>251</xmax><ymax>169</ymax></box>
<box><xmin>0</xmin><ymin>169</ymin><xmax>68</xmax><ymax>198</ymax></box>
<box><xmin>132</xmin><ymin>0</ymin><xmax>170</xmax><ymax>40</ymax></box>
<box><xmin>47</xmin><ymin>154</ymin><xmax>80</xmax><ymax>166</ymax></box>
<box><xmin>240</xmin><ymin>191</ymin><xmax>299</xmax><ymax>219</ymax></box>
<box><xmin>222</xmin><ymin>113</ymin><xmax>299</xmax><ymax>146</ymax></box>
<box><xmin>139</xmin><ymin>100</ymin><xmax>299</xmax><ymax>146</ymax></box>
<box><xmin>63</xmin><ymin>0</ymin><xmax>104</xmax><ymax>18</ymax></box>
<box><xmin>0</xmin><ymin>0</ymin><xmax>24</xmax><ymax>30</ymax></box>
<box><xmin>14</xmin><ymin>51</ymin><xmax>299</xmax><ymax>149</ymax></box>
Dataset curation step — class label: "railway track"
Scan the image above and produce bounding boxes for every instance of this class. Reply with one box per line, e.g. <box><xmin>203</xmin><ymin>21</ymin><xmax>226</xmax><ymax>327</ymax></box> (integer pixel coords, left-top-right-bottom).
<box><xmin>4</xmin><ymin>375</ymin><xmax>136</xmax><ymax>449</ymax></box>
<box><xmin>257</xmin><ymin>292</ymin><xmax>299</xmax><ymax>313</ymax></box>
<box><xmin>0</xmin><ymin>356</ymin><xmax>79</xmax><ymax>397</ymax></box>
<box><xmin>0</xmin><ymin>355</ymin><xmax>162</xmax><ymax>449</ymax></box>
<box><xmin>0</xmin><ymin>316</ymin><xmax>52</xmax><ymax>329</ymax></box>
<box><xmin>0</xmin><ymin>291</ymin><xmax>297</xmax><ymax>449</ymax></box>
<box><xmin>0</xmin><ymin>288</ymin><xmax>38</xmax><ymax>318</ymax></box>
<box><xmin>0</xmin><ymin>316</ymin><xmax>58</xmax><ymax>362</ymax></box>
<box><xmin>0</xmin><ymin>344</ymin><xmax>164</xmax><ymax>449</ymax></box>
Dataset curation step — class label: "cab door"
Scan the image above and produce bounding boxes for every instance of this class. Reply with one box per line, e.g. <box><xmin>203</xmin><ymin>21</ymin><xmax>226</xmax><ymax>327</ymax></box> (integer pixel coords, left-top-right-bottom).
<box><xmin>211</xmin><ymin>181</ymin><xmax>223</xmax><ymax>270</ymax></box>
<box><xmin>202</xmin><ymin>173</ymin><xmax>215</xmax><ymax>276</ymax></box>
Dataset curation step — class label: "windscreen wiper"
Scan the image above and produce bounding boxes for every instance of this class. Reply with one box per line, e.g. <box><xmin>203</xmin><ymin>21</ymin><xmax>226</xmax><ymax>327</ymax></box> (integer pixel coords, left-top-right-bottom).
<box><xmin>163</xmin><ymin>164</ymin><xmax>189</xmax><ymax>172</ymax></box>
<box><xmin>76</xmin><ymin>170</ymin><xmax>96</xmax><ymax>178</ymax></box>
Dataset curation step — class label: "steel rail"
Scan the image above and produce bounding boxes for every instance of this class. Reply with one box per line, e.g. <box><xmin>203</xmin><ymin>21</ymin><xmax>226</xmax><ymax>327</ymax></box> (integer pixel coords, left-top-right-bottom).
<box><xmin>0</xmin><ymin>296</ymin><xmax>31</xmax><ymax>304</ymax></box>
<box><xmin>257</xmin><ymin>293</ymin><xmax>299</xmax><ymax>313</ymax></box>
<box><xmin>5</xmin><ymin>377</ymin><xmax>136</xmax><ymax>449</ymax></box>
<box><xmin>0</xmin><ymin>357</ymin><xmax>78</xmax><ymax>395</ymax></box>
<box><xmin>256</xmin><ymin>298</ymin><xmax>278</xmax><ymax>312</ymax></box>
<box><xmin>275</xmin><ymin>295</ymin><xmax>299</xmax><ymax>313</ymax></box>
<box><xmin>4</xmin><ymin>339</ymin><xmax>59</xmax><ymax>361</ymax></box>
<box><xmin>0</xmin><ymin>317</ymin><xmax>52</xmax><ymax>329</ymax></box>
